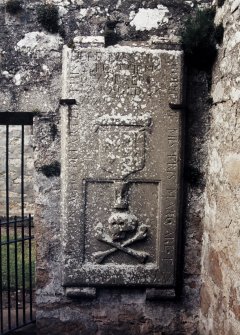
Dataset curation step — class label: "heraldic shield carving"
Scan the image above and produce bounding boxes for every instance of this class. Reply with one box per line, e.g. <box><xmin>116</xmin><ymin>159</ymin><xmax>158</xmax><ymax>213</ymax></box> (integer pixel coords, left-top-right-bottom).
<box><xmin>96</xmin><ymin>114</ymin><xmax>151</xmax><ymax>179</ymax></box>
<box><xmin>99</xmin><ymin>129</ymin><xmax>145</xmax><ymax>178</ymax></box>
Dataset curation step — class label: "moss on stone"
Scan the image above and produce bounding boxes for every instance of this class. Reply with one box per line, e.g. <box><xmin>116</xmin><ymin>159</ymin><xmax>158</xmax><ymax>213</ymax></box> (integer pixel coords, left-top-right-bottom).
<box><xmin>39</xmin><ymin>161</ymin><xmax>61</xmax><ymax>178</ymax></box>
<box><xmin>37</xmin><ymin>4</ymin><xmax>60</xmax><ymax>34</ymax></box>
<box><xmin>32</xmin><ymin>109</ymin><xmax>41</xmax><ymax>114</ymax></box>
<box><xmin>6</xmin><ymin>0</ymin><xmax>23</xmax><ymax>15</ymax></box>
<box><xmin>185</xmin><ymin>166</ymin><xmax>205</xmax><ymax>188</ymax></box>
<box><xmin>215</xmin><ymin>23</ymin><xmax>224</xmax><ymax>45</ymax></box>
<box><xmin>50</xmin><ymin>124</ymin><xmax>58</xmax><ymax>141</ymax></box>
<box><xmin>181</xmin><ymin>8</ymin><xmax>223</xmax><ymax>71</ymax></box>
<box><xmin>217</xmin><ymin>0</ymin><xmax>225</xmax><ymax>7</ymax></box>
<box><xmin>67</xmin><ymin>39</ymin><xmax>75</xmax><ymax>49</ymax></box>
<box><xmin>104</xmin><ymin>21</ymin><xmax>121</xmax><ymax>47</ymax></box>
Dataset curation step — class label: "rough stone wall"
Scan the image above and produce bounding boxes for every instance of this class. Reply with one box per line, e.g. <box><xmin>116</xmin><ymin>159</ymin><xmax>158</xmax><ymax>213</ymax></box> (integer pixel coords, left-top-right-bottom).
<box><xmin>200</xmin><ymin>1</ymin><xmax>240</xmax><ymax>334</ymax></box>
<box><xmin>0</xmin><ymin>0</ymin><xmax>63</xmax><ymax>217</ymax></box>
<box><xmin>0</xmin><ymin>0</ymin><xmax>216</xmax><ymax>334</ymax></box>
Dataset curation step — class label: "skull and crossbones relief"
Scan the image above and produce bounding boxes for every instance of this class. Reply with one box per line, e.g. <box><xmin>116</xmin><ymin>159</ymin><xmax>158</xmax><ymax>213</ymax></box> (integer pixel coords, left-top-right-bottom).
<box><xmin>108</xmin><ymin>212</ymin><xmax>138</xmax><ymax>240</ymax></box>
<box><xmin>93</xmin><ymin>212</ymin><xmax>149</xmax><ymax>264</ymax></box>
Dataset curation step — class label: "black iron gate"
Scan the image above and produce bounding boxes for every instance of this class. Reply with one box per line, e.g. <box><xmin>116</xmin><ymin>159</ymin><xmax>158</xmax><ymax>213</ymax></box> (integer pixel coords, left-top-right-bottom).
<box><xmin>0</xmin><ymin>113</ymin><xmax>35</xmax><ymax>334</ymax></box>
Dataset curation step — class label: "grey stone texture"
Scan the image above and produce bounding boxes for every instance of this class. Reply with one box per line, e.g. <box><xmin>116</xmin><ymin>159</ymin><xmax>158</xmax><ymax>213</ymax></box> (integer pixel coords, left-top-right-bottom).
<box><xmin>200</xmin><ymin>1</ymin><xmax>240</xmax><ymax>334</ymax></box>
<box><xmin>61</xmin><ymin>42</ymin><xmax>183</xmax><ymax>289</ymax></box>
<box><xmin>1</xmin><ymin>0</ymin><xmax>239</xmax><ymax>334</ymax></box>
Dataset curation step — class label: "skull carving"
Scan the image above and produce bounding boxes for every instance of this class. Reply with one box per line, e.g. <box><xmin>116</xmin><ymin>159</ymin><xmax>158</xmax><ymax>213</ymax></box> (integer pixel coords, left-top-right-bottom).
<box><xmin>108</xmin><ymin>212</ymin><xmax>138</xmax><ymax>241</ymax></box>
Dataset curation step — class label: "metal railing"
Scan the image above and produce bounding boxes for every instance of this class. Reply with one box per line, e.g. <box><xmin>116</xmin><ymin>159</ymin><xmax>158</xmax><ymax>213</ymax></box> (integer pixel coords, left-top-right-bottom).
<box><xmin>0</xmin><ymin>216</ymin><xmax>35</xmax><ymax>334</ymax></box>
<box><xmin>0</xmin><ymin>114</ymin><xmax>35</xmax><ymax>334</ymax></box>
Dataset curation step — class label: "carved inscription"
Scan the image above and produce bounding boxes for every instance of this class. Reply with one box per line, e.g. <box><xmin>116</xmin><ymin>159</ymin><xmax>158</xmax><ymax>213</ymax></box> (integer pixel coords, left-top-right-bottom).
<box><xmin>161</xmin><ymin>127</ymin><xmax>179</xmax><ymax>277</ymax></box>
<box><xmin>161</xmin><ymin>187</ymin><xmax>176</xmax><ymax>273</ymax></box>
<box><xmin>69</xmin><ymin>51</ymin><xmax>163</xmax><ymax>103</ymax></box>
<box><xmin>167</xmin><ymin>55</ymin><xmax>183</xmax><ymax>105</ymax></box>
<box><xmin>164</xmin><ymin>189</ymin><xmax>176</xmax><ymax>226</ymax></box>
<box><xmin>167</xmin><ymin>129</ymin><xmax>178</xmax><ymax>181</ymax></box>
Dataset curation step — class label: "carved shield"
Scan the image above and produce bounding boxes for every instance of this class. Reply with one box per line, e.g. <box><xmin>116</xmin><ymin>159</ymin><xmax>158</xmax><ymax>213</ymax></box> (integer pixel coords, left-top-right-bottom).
<box><xmin>98</xmin><ymin>128</ymin><xmax>145</xmax><ymax>178</ymax></box>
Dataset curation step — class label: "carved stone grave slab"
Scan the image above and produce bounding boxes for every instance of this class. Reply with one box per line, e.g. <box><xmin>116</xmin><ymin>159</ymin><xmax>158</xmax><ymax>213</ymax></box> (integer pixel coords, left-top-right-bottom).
<box><xmin>61</xmin><ymin>37</ymin><xmax>183</xmax><ymax>291</ymax></box>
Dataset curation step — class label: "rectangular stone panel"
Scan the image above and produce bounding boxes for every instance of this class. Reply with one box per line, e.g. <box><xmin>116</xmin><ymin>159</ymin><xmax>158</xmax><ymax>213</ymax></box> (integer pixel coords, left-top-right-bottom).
<box><xmin>61</xmin><ymin>40</ymin><xmax>183</xmax><ymax>288</ymax></box>
<box><xmin>85</xmin><ymin>181</ymin><xmax>160</xmax><ymax>266</ymax></box>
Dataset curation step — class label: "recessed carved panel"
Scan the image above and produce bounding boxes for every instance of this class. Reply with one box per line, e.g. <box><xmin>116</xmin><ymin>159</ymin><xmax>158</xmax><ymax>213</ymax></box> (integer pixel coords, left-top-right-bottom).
<box><xmin>84</xmin><ymin>181</ymin><xmax>159</xmax><ymax>267</ymax></box>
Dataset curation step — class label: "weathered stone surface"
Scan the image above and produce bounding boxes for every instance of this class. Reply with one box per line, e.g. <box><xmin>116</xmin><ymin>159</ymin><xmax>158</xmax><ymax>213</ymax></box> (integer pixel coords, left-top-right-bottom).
<box><xmin>229</xmin><ymin>287</ymin><xmax>240</xmax><ymax>321</ymax></box>
<box><xmin>37</xmin><ymin>318</ymin><xmax>98</xmax><ymax>335</ymax></box>
<box><xmin>208</xmin><ymin>248</ymin><xmax>223</xmax><ymax>288</ymax></box>
<box><xmin>200</xmin><ymin>283</ymin><xmax>211</xmax><ymax>317</ymax></box>
<box><xmin>200</xmin><ymin>1</ymin><xmax>240</xmax><ymax>334</ymax></box>
<box><xmin>61</xmin><ymin>40</ymin><xmax>183</xmax><ymax>289</ymax></box>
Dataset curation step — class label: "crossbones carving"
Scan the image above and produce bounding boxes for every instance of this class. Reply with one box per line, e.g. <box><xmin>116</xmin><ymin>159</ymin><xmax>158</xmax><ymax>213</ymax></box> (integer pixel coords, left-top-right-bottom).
<box><xmin>93</xmin><ymin>212</ymin><xmax>149</xmax><ymax>264</ymax></box>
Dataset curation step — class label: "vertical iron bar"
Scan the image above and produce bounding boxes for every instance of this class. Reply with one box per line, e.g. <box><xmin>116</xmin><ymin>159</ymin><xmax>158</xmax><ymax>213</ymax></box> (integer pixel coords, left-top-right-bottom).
<box><xmin>6</xmin><ymin>124</ymin><xmax>9</xmax><ymax>225</ymax></box>
<box><xmin>21</xmin><ymin>125</ymin><xmax>24</xmax><ymax>221</ymax></box>
<box><xmin>6</xmin><ymin>124</ymin><xmax>11</xmax><ymax>330</ymax></box>
<box><xmin>14</xmin><ymin>216</ymin><xmax>19</xmax><ymax>327</ymax></box>
<box><xmin>0</xmin><ymin>220</ymin><xmax>3</xmax><ymax>333</ymax></box>
<box><xmin>28</xmin><ymin>214</ymin><xmax>33</xmax><ymax>321</ymax></box>
<box><xmin>0</xmin><ymin>118</ymin><xmax>35</xmax><ymax>332</ymax></box>
<box><xmin>21</xmin><ymin>125</ymin><xmax>26</xmax><ymax>324</ymax></box>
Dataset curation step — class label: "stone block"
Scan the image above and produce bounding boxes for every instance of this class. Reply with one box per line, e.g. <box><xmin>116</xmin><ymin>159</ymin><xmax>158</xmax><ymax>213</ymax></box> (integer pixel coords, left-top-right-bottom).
<box><xmin>61</xmin><ymin>38</ymin><xmax>184</xmax><ymax>293</ymax></box>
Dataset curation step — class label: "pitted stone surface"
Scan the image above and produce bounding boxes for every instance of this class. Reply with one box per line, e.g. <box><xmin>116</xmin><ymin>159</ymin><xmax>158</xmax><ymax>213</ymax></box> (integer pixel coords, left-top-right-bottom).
<box><xmin>61</xmin><ymin>41</ymin><xmax>183</xmax><ymax>288</ymax></box>
<box><xmin>200</xmin><ymin>1</ymin><xmax>240</xmax><ymax>334</ymax></box>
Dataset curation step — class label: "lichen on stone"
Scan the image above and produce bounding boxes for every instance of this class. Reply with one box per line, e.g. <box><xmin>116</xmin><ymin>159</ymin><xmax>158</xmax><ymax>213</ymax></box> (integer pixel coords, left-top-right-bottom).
<box><xmin>37</xmin><ymin>4</ymin><xmax>60</xmax><ymax>34</ymax></box>
<box><xmin>129</xmin><ymin>6</ymin><xmax>169</xmax><ymax>31</ymax></box>
<box><xmin>181</xmin><ymin>7</ymin><xmax>224</xmax><ymax>71</ymax></box>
